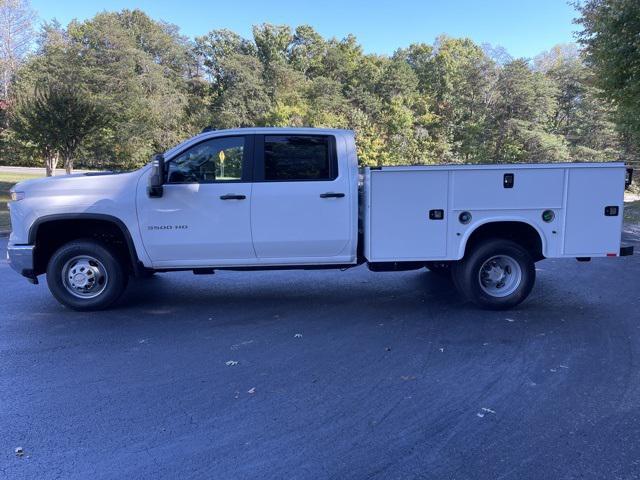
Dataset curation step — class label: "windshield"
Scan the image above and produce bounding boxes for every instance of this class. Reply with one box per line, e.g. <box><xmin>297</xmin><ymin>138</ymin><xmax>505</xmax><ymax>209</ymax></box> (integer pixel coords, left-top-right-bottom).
<box><xmin>162</xmin><ymin>135</ymin><xmax>204</xmax><ymax>160</ymax></box>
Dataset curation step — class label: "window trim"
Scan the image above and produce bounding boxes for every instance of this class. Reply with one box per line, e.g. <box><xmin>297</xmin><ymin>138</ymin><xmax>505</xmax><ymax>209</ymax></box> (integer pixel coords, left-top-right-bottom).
<box><xmin>253</xmin><ymin>134</ymin><xmax>338</xmax><ymax>183</ymax></box>
<box><xmin>164</xmin><ymin>135</ymin><xmax>254</xmax><ymax>185</ymax></box>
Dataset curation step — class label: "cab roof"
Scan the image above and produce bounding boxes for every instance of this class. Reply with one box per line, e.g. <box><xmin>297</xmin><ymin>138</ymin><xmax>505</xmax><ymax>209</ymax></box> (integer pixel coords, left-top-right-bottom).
<box><xmin>164</xmin><ymin>127</ymin><xmax>354</xmax><ymax>158</ymax></box>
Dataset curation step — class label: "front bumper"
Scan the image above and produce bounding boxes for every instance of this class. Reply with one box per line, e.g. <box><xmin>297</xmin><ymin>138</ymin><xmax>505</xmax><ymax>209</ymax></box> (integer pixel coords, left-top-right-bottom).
<box><xmin>6</xmin><ymin>244</ymin><xmax>38</xmax><ymax>284</ymax></box>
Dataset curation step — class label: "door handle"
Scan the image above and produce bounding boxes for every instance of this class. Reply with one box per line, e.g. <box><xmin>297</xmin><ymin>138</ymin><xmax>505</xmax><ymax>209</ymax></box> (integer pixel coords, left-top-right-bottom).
<box><xmin>220</xmin><ymin>194</ymin><xmax>246</xmax><ymax>200</ymax></box>
<box><xmin>320</xmin><ymin>192</ymin><xmax>345</xmax><ymax>198</ymax></box>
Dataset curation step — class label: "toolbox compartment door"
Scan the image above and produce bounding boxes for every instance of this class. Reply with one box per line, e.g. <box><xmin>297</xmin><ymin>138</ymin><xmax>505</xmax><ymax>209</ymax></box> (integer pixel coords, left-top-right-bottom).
<box><xmin>369</xmin><ymin>170</ymin><xmax>448</xmax><ymax>260</ymax></box>
<box><xmin>451</xmin><ymin>168</ymin><xmax>564</xmax><ymax>210</ymax></box>
<box><xmin>563</xmin><ymin>167</ymin><xmax>625</xmax><ymax>256</ymax></box>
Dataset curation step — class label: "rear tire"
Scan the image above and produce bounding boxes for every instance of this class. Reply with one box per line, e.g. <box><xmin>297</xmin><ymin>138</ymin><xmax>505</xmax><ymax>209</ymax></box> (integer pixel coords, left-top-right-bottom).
<box><xmin>46</xmin><ymin>239</ymin><xmax>129</xmax><ymax>311</ymax></box>
<box><xmin>452</xmin><ymin>239</ymin><xmax>535</xmax><ymax>310</ymax></box>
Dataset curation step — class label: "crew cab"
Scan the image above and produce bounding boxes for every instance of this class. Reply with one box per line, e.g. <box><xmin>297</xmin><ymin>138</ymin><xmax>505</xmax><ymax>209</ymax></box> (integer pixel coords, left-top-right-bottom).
<box><xmin>7</xmin><ymin>128</ymin><xmax>634</xmax><ymax>311</ymax></box>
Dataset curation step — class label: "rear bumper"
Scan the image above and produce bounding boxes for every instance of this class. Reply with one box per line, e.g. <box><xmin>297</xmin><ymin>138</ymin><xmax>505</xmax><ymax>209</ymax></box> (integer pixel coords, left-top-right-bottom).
<box><xmin>6</xmin><ymin>244</ymin><xmax>38</xmax><ymax>284</ymax></box>
<box><xmin>620</xmin><ymin>245</ymin><xmax>634</xmax><ymax>257</ymax></box>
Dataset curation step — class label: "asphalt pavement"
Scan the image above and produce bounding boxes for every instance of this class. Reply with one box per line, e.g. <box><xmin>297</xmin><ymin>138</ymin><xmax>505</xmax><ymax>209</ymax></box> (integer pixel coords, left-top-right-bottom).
<box><xmin>1</xmin><ymin>232</ymin><xmax>639</xmax><ymax>480</ymax></box>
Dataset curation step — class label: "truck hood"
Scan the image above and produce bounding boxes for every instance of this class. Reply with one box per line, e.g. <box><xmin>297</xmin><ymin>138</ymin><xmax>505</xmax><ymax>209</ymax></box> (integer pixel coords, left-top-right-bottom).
<box><xmin>12</xmin><ymin>170</ymin><xmax>143</xmax><ymax>196</ymax></box>
<box><xmin>14</xmin><ymin>171</ymin><xmax>119</xmax><ymax>189</ymax></box>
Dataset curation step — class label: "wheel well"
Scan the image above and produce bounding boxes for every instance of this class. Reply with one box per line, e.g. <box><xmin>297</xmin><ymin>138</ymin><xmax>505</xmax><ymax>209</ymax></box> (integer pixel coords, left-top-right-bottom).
<box><xmin>463</xmin><ymin>221</ymin><xmax>544</xmax><ymax>262</ymax></box>
<box><xmin>31</xmin><ymin>217</ymin><xmax>139</xmax><ymax>275</ymax></box>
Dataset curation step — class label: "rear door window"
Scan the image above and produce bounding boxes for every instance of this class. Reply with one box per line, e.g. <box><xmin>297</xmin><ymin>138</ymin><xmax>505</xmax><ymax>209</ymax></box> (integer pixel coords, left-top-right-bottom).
<box><xmin>263</xmin><ymin>135</ymin><xmax>336</xmax><ymax>181</ymax></box>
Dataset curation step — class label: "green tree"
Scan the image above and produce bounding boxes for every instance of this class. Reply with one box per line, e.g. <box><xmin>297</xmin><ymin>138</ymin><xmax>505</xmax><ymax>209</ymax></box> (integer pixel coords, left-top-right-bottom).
<box><xmin>404</xmin><ymin>37</ymin><xmax>497</xmax><ymax>162</ymax></box>
<box><xmin>491</xmin><ymin>59</ymin><xmax>568</xmax><ymax>162</ymax></box>
<box><xmin>194</xmin><ymin>29</ymin><xmax>256</xmax><ymax>83</ymax></box>
<box><xmin>0</xmin><ymin>0</ymin><xmax>35</xmax><ymax>100</ymax></box>
<box><xmin>535</xmin><ymin>44</ymin><xmax>619</xmax><ymax>161</ymax></box>
<box><xmin>576</xmin><ymin>0</ymin><xmax>640</xmax><ymax>157</ymax></box>
<box><xmin>13</xmin><ymin>81</ymin><xmax>104</xmax><ymax>175</ymax></box>
<box><xmin>0</xmin><ymin>12</ymin><xmax>628</xmax><ymax>171</ymax></box>
<box><xmin>10</xmin><ymin>11</ymin><xmax>194</xmax><ymax>169</ymax></box>
<box><xmin>288</xmin><ymin>25</ymin><xmax>326</xmax><ymax>77</ymax></box>
<box><xmin>210</xmin><ymin>53</ymin><xmax>271</xmax><ymax>128</ymax></box>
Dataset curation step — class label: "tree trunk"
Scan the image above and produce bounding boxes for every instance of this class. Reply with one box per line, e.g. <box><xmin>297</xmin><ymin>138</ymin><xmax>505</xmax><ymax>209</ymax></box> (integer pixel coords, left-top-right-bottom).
<box><xmin>45</xmin><ymin>153</ymin><xmax>59</xmax><ymax>177</ymax></box>
<box><xmin>64</xmin><ymin>156</ymin><xmax>73</xmax><ymax>175</ymax></box>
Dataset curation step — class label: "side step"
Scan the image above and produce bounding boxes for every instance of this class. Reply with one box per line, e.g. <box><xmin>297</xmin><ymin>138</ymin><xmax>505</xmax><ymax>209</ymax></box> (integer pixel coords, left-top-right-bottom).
<box><xmin>193</xmin><ymin>268</ymin><xmax>215</xmax><ymax>275</ymax></box>
<box><xmin>367</xmin><ymin>261</ymin><xmax>425</xmax><ymax>272</ymax></box>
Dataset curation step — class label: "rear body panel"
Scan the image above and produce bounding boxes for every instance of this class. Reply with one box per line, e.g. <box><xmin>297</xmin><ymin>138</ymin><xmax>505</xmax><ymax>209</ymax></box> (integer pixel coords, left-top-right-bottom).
<box><xmin>363</xmin><ymin>163</ymin><xmax>627</xmax><ymax>262</ymax></box>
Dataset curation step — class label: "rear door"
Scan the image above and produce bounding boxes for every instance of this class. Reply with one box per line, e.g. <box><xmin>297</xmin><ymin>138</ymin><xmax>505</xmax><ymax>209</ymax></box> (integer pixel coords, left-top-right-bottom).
<box><xmin>250</xmin><ymin>134</ymin><xmax>352</xmax><ymax>261</ymax></box>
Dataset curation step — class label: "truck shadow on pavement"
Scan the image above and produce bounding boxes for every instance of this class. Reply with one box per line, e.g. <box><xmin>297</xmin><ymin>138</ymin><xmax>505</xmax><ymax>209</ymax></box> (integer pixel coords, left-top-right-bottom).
<box><xmin>116</xmin><ymin>268</ymin><xmax>471</xmax><ymax>314</ymax></box>
<box><xmin>104</xmin><ymin>265</ymin><xmax>596</xmax><ymax>331</ymax></box>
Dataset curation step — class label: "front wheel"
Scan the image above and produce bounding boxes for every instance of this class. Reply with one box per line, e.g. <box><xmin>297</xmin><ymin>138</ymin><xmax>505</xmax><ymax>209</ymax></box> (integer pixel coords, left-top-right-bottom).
<box><xmin>46</xmin><ymin>240</ymin><xmax>129</xmax><ymax>311</ymax></box>
<box><xmin>452</xmin><ymin>239</ymin><xmax>535</xmax><ymax>310</ymax></box>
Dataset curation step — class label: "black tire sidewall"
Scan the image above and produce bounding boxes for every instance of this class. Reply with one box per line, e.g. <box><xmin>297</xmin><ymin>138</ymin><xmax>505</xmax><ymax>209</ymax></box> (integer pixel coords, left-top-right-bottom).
<box><xmin>454</xmin><ymin>240</ymin><xmax>536</xmax><ymax>310</ymax></box>
<box><xmin>46</xmin><ymin>240</ymin><xmax>128</xmax><ymax>311</ymax></box>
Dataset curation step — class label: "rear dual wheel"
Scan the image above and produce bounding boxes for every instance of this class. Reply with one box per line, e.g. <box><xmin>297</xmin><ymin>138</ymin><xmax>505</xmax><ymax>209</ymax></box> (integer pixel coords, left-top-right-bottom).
<box><xmin>452</xmin><ymin>239</ymin><xmax>535</xmax><ymax>310</ymax></box>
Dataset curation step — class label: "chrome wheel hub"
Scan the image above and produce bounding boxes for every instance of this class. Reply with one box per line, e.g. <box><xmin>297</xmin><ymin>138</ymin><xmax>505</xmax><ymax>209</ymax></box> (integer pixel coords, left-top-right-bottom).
<box><xmin>61</xmin><ymin>256</ymin><xmax>109</xmax><ymax>299</ymax></box>
<box><xmin>478</xmin><ymin>255</ymin><xmax>522</xmax><ymax>298</ymax></box>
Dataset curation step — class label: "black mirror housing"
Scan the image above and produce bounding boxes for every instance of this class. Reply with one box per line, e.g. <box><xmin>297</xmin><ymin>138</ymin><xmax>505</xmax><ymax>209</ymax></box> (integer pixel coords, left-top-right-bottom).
<box><xmin>148</xmin><ymin>153</ymin><xmax>165</xmax><ymax>198</ymax></box>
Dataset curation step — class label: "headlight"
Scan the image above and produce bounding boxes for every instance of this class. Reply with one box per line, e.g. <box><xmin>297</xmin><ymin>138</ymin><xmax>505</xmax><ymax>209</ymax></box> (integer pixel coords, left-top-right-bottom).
<box><xmin>10</xmin><ymin>190</ymin><xmax>25</xmax><ymax>201</ymax></box>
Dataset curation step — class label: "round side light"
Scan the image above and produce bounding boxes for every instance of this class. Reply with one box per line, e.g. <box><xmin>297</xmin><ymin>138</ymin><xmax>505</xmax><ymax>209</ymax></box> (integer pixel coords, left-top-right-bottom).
<box><xmin>542</xmin><ymin>210</ymin><xmax>555</xmax><ymax>223</ymax></box>
<box><xmin>459</xmin><ymin>211</ymin><xmax>472</xmax><ymax>224</ymax></box>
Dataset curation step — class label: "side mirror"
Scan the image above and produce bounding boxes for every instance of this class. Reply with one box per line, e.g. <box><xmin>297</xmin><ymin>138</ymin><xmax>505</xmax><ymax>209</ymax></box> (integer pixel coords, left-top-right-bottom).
<box><xmin>148</xmin><ymin>153</ymin><xmax>165</xmax><ymax>198</ymax></box>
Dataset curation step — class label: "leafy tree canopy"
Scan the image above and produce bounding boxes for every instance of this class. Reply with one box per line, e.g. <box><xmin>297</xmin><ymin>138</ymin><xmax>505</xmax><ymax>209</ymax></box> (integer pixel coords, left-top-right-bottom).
<box><xmin>0</xmin><ymin>8</ymin><xmax>627</xmax><ymax>173</ymax></box>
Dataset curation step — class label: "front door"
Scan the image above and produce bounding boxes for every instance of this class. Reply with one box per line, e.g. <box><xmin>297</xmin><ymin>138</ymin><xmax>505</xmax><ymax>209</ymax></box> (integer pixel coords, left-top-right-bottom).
<box><xmin>250</xmin><ymin>134</ymin><xmax>352</xmax><ymax>261</ymax></box>
<box><xmin>137</xmin><ymin>135</ymin><xmax>255</xmax><ymax>267</ymax></box>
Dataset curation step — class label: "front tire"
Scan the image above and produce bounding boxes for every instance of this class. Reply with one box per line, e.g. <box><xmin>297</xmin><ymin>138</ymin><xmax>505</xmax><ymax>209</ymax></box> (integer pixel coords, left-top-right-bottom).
<box><xmin>46</xmin><ymin>240</ymin><xmax>129</xmax><ymax>311</ymax></box>
<box><xmin>452</xmin><ymin>239</ymin><xmax>535</xmax><ymax>310</ymax></box>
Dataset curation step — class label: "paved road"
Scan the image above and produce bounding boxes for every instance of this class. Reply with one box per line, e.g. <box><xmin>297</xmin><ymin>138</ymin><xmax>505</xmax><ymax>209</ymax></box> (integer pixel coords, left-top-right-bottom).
<box><xmin>1</xmin><ymin>233</ymin><xmax>639</xmax><ymax>480</ymax></box>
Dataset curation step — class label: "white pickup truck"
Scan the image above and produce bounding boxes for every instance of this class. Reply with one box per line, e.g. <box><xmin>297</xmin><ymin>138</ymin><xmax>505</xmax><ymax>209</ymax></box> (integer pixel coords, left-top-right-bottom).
<box><xmin>7</xmin><ymin>128</ymin><xmax>634</xmax><ymax>311</ymax></box>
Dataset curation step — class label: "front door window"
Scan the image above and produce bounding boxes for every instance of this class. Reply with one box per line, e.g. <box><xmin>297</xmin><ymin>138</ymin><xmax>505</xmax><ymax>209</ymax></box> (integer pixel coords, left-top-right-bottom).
<box><xmin>167</xmin><ymin>136</ymin><xmax>246</xmax><ymax>184</ymax></box>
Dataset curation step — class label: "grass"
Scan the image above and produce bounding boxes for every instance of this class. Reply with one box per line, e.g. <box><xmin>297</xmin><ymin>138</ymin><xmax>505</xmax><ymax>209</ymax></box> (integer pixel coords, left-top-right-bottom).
<box><xmin>0</xmin><ymin>172</ymin><xmax>41</xmax><ymax>231</ymax></box>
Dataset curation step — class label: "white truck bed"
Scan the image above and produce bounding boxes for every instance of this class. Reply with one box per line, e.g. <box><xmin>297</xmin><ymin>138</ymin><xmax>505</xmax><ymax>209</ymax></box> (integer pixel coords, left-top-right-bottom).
<box><xmin>363</xmin><ymin>162</ymin><xmax>626</xmax><ymax>262</ymax></box>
